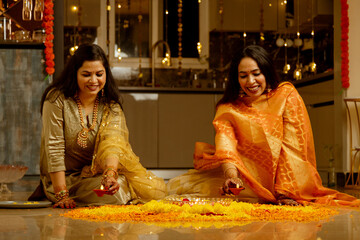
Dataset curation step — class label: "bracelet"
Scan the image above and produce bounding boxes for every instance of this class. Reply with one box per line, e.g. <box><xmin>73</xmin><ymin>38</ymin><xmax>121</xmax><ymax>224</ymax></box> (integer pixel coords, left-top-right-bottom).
<box><xmin>55</xmin><ymin>190</ymin><xmax>69</xmax><ymax>202</ymax></box>
<box><xmin>223</xmin><ymin>166</ymin><xmax>238</xmax><ymax>178</ymax></box>
<box><xmin>102</xmin><ymin>167</ymin><xmax>118</xmax><ymax>179</ymax></box>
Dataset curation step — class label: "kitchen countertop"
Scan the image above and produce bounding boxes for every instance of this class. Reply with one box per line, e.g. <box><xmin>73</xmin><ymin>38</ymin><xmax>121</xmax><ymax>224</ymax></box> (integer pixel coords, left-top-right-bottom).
<box><xmin>118</xmin><ymin>86</ymin><xmax>226</xmax><ymax>94</ymax></box>
<box><xmin>118</xmin><ymin>71</ymin><xmax>334</xmax><ymax>93</ymax></box>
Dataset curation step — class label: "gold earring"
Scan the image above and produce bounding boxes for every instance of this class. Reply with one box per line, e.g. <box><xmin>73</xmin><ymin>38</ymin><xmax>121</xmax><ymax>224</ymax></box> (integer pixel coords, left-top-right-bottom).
<box><xmin>239</xmin><ymin>88</ymin><xmax>245</xmax><ymax>97</ymax></box>
<box><xmin>101</xmin><ymin>89</ymin><xmax>104</xmax><ymax>97</ymax></box>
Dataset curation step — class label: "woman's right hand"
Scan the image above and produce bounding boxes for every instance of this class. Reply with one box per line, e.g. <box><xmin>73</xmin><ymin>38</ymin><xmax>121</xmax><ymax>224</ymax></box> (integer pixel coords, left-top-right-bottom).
<box><xmin>101</xmin><ymin>175</ymin><xmax>120</xmax><ymax>195</ymax></box>
<box><xmin>221</xmin><ymin>177</ymin><xmax>244</xmax><ymax>195</ymax></box>
<box><xmin>53</xmin><ymin>197</ymin><xmax>76</xmax><ymax>209</ymax></box>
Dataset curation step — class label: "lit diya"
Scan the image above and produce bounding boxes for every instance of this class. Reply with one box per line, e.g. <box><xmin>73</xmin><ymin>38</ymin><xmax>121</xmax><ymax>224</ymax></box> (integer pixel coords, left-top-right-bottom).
<box><xmin>229</xmin><ymin>184</ymin><xmax>245</xmax><ymax>195</ymax></box>
<box><xmin>93</xmin><ymin>185</ymin><xmax>111</xmax><ymax>197</ymax></box>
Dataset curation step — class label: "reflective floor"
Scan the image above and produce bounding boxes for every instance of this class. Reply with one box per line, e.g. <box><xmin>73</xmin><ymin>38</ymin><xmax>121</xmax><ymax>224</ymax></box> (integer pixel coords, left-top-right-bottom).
<box><xmin>1</xmin><ymin>177</ymin><xmax>360</xmax><ymax>240</ymax></box>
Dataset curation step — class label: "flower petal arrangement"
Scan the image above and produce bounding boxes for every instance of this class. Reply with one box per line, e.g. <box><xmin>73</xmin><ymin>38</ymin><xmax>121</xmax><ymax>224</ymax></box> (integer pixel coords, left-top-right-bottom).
<box><xmin>62</xmin><ymin>200</ymin><xmax>339</xmax><ymax>228</ymax></box>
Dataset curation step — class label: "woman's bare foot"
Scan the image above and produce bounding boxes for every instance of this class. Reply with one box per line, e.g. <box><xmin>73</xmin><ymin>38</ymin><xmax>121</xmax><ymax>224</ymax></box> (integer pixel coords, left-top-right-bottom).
<box><xmin>276</xmin><ymin>198</ymin><xmax>301</xmax><ymax>206</ymax></box>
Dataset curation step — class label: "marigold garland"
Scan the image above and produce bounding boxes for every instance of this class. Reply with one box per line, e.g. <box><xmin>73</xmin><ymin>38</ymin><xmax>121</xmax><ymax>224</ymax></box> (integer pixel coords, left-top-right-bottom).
<box><xmin>43</xmin><ymin>0</ymin><xmax>55</xmax><ymax>76</ymax></box>
<box><xmin>62</xmin><ymin>200</ymin><xmax>339</xmax><ymax>228</ymax></box>
<box><xmin>340</xmin><ymin>0</ymin><xmax>349</xmax><ymax>89</ymax></box>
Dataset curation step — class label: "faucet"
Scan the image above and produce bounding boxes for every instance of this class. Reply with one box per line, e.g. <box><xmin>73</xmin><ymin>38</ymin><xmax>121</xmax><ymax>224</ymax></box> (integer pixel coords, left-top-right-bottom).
<box><xmin>151</xmin><ymin>40</ymin><xmax>171</xmax><ymax>87</ymax></box>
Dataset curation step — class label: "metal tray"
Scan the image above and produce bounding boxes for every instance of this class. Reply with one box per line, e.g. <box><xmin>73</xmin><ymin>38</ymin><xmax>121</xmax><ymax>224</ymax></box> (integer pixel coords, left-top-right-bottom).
<box><xmin>0</xmin><ymin>201</ymin><xmax>52</xmax><ymax>208</ymax></box>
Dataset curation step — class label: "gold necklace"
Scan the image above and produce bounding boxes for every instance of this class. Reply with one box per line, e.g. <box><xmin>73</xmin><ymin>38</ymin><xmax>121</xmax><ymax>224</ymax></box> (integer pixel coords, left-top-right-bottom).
<box><xmin>75</xmin><ymin>94</ymin><xmax>100</xmax><ymax>148</ymax></box>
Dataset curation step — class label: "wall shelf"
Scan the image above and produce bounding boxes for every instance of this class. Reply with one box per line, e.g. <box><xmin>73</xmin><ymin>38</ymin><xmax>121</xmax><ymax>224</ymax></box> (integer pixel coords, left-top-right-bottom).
<box><xmin>0</xmin><ymin>42</ymin><xmax>44</xmax><ymax>49</ymax></box>
<box><xmin>292</xmin><ymin>71</ymin><xmax>334</xmax><ymax>88</ymax></box>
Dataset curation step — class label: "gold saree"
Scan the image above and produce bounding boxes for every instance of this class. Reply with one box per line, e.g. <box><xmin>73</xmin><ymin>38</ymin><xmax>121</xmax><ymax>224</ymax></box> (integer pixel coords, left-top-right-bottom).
<box><xmin>167</xmin><ymin>82</ymin><xmax>360</xmax><ymax>207</ymax></box>
<box><xmin>38</xmin><ymin>91</ymin><xmax>165</xmax><ymax>205</ymax></box>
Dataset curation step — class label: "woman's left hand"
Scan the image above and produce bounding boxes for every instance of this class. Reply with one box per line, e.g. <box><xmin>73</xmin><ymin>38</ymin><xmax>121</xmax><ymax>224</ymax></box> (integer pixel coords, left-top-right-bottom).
<box><xmin>220</xmin><ymin>177</ymin><xmax>244</xmax><ymax>195</ymax></box>
<box><xmin>101</xmin><ymin>176</ymin><xmax>120</xmax><ymax>195</ymax></box>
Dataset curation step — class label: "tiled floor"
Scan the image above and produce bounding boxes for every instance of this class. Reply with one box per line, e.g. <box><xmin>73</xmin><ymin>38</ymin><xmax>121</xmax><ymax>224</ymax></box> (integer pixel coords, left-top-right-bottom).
<box><xmin>1</xmin><ymin>176</ymin><xmax>360</xmax><ymax>240</ymax></box>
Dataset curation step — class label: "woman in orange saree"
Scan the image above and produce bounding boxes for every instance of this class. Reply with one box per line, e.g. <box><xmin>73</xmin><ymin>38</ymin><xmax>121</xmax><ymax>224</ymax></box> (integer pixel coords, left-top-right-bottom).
<box><xmin>167</xmin><ymin>45</ymin><xmax>360</xmax><ymax>207</ymax></box>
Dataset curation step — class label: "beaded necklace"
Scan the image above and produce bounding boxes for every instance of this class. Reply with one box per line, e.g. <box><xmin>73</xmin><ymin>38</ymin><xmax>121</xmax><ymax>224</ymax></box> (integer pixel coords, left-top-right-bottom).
<box><xmin>75</xmin><ymin>94</ymin><xmax>100</xmax><ymax>148</ymax></box>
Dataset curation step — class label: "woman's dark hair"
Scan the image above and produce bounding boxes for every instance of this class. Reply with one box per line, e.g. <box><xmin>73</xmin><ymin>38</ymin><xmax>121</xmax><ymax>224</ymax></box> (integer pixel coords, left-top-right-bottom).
<box><xmin>40</xmin><ymin>44</ymin><xmax>122</xmax><ymax>114</ymax></box>
<box><xmin>217</xmin><ymin>45</ymin><xmax>281</xmax><ymax>106</ymax></box>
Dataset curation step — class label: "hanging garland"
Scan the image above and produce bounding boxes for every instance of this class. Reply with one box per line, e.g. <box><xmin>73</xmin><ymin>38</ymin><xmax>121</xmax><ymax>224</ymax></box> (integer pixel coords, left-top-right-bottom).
<box><xmin>177</xmin><ymin>0</ymin><xmax>183</xmax><ymax>75</ymax></box>
<box><xmin>340</xmin><ymin>0</ymin><xmax>349</xmax><ymax>89</ymax></box>
<box><xmin>43</xmin><ymin>0</ymin><xmax>55</xmax><ymax>76</ymax></box>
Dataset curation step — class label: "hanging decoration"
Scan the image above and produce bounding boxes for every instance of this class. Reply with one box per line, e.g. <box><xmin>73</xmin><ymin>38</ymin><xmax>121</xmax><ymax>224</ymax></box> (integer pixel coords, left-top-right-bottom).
<box><xmin>293</xmin><ymin>0</ymin><xmax>302</xmax><ymax>80</ymax></box>
<box><xmin>283</xmin><ymin>42</ymin><xmax>290</xmax><ymax>74</ymax></box>
<box><xmin>76</xmin><ymin>1</ymin><xmax>82</xmax><ymax>45</ymax></box>
<box><xmin>281</xmin><ymin>1</ymin><xmax>290</xmax><ymax>75</ymax></box>
<box><xmin>197</xmin><ymin>42</ymin><xmax>202</xmax><ymax>55</ymax></box>
<box><xmin>243</xmin><ymin>0</ymin><xmax>246</xmax><ymax>47</ymax></box>
<box><xmin>43</xmin><ymin>0</ymin><xmax>55</xmax><ymax>76</ymax></box>
<box><xmin>309</xmin><ymin>0</ymin><xmax>316</xmax><ymax>73</ymax></box>
<box><xmin>341</xmin><ymin>0</ymin><xmax>349</xmax><ymax>89</ymax></box>
<box><xmin>219</xmin><ymin>0</ymin><xmax>224</xmax><ymax>71</ymax></box>
<box><xmin>70</xmin><ymin>0</ymin><xmax>81</xmax><ymax>56</ymax></box>
<box><xmin>116</xmin><ymin>1</ymin><xmax>122</xmax><ymax>61</ymax></box>
<box><xmin>164</xmin><ymin>0</ymin><xmax>171</xmax><ymax>65</ymax></box>
<box><xmin>259</xmin><ymin>0</ymin><xmax>265</xmax><ymax>43</ymax></box>
<box><xmin>197</xmin><ymin>0</ymin><xmax>202</xmax><ymax>57</ymax></box>
<box><xmin>177</xmin><ymin>0</ymin><xmax>183</xmax><ymax>75</ymax></box>
<box><xmin>165</xmin><ymin>0</ymin><xmax>168</xmax><ymax>44</ymax></box>
<box><xmin>138</xmin><ymin>0</ymin><xmax>143</xmax><ymax>79</ymax></box>
<box><xmin>106</xmin><ymin>0</ymin><xmax>110</xmax><ymax>58</ymax></box>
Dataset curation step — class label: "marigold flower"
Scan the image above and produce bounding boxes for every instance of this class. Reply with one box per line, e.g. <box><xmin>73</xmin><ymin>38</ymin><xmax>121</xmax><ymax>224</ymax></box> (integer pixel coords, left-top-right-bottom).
<box><xmin>62</xmin><ymin>200</ymin><xmax>339</xmax><ymax>229</ymax></box>
<box><xmin>43</xmin><ymin>0</ymin><xmax>55</xmax><ymax>76</ymax></box>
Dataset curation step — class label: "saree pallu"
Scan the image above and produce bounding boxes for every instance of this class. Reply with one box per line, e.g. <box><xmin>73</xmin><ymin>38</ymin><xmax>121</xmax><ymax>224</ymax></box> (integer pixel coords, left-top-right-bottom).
<box><xmin>82</xmin><ymin>103</ymin><xmax>166</xmax><ymax>203</ymax></box>
<box><xmin>167</xmin><ymin>82</ymin><xmax>360</xmax><ymax>207</ymax></box>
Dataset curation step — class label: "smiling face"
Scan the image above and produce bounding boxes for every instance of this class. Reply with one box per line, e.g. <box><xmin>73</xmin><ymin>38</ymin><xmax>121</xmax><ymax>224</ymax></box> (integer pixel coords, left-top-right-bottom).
<box><xmin>238</xmin><ymin>57</ymin><xmax>267</xmax><ymax>97</ymax></box>
<box><xmin>77</xmin><ymin>60</ymin><xmax>106</xmax><ymax>98</ymax></box>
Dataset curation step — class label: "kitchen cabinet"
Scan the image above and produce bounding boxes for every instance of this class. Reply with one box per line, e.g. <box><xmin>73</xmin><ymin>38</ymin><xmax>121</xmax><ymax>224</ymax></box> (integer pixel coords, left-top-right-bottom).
<box><xmin>158</xmin><ymin>94</ymin><xmax>216</xmax><ymax>168</ymax></box>
<box><xmin>121</xmin><ymin>91</ymin><xmax>218</xmax><ymax>168</ymax></box>
<box><xmin>296</xmin><ymin>79</ymin><xmax>335</xmax><ymax>170</ymax></box>
<box><xmin>121</xmin><ymin>93</ymin><xmax>159</xmax><ymax>168</ymax></box>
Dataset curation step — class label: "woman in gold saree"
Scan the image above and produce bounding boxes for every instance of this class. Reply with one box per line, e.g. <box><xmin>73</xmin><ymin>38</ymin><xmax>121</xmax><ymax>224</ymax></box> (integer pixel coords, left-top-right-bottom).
<box><xmin>29</xmin><ymin>44</ymin><xmax>165</xmax><ymax>208</ymax></box>
<box><xmin>167</xmin><ymin>45</ymin><xmax>360</xmax><ymax>207</ymax></box>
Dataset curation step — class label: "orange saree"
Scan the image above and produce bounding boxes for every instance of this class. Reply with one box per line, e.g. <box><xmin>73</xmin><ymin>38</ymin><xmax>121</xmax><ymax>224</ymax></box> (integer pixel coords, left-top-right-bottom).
<box><xmin>168</xmin><ymin>82</ymin><xmax>360</xmax><ymax>207</ymax></box>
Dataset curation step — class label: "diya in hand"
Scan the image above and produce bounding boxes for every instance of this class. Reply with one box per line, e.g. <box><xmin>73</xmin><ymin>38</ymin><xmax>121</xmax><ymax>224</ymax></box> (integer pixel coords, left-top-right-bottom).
<box><xmin>93</xmin><ymin>185</ymin><xmax>112</xmax><ymax>197</ymax></box>
<box><xmin>229</xmin><ymin>184</ymin><xmax>245</xmax><ymax>195</ymax></box>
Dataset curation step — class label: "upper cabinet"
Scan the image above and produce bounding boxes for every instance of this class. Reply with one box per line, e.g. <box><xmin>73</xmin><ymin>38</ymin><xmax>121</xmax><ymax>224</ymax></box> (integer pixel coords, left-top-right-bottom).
<box><xmin>1</xmin><ymin>0</ymin><xmax>334</xmax><ymax>86</ymax></box>
<box><xmin>209</xmin><ymin>0</ymin><xmax>283</xmax><ymax>32</ymax></box>
<box><xmin>209</xmin><ymin>0</ymin><xmax>333</xmax><ymax>33</ymax></box>
<box><xmin>64</xmin><ymin>0</ymin><xmax>100</xmax><ymax>27</ymax></box>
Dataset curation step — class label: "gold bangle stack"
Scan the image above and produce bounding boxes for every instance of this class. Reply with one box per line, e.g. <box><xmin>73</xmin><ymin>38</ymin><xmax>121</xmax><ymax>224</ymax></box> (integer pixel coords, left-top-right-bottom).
<box><xmin>55</xmin><ymin>190</ymin><xmax>69</xmax><ymax>202</ymax></box>
<box><xmin>102</xmin><ymin>167</ymin><xmax>119</xmax><ymax>179</ymax></box>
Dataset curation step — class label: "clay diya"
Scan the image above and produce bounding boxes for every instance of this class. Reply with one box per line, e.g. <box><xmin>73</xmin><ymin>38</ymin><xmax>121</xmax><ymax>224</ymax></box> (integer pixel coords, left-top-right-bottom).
<box><xmin>93</xmin><ymin>185</ymin><xmax>111</xmax><ymax>197</ymax></box>
<box><xmin>229</xmin><ymin>186</ymin><xmax>245</xmax><ymax>195</ymax></box>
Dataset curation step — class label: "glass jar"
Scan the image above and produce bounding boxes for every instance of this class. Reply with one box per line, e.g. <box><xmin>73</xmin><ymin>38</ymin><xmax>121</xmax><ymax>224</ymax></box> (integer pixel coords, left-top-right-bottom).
<box><xmin>0</xmin><ymin>16</ymin><xmax>12</xmax><ymax>41</ymax></box>
<box><xmin>14</xmin><ymin>30</ymin><xmax>31</xmax><ymax>42</ymax></box>
<box><xmin>32</xmin><ymin>29</ymin><xmax>46</xmax><ymax>43</ymax></box>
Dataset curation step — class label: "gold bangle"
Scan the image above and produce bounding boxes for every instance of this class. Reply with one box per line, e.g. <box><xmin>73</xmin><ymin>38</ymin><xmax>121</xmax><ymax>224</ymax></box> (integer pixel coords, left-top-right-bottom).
<box><xmin>55</xmin><ymin>190</ymin><xmax>69</xmax><ymax>202</ymax></box>
<box><xmin>102</xmin><ymin>168</ymin><xmax>118</xmax><ymax>179</ymax></box>
<box><xmin>223</xmin><ymin>166</ymin><xmax>238</xmax><ymax>178</ymax></box>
